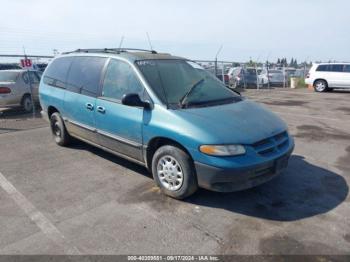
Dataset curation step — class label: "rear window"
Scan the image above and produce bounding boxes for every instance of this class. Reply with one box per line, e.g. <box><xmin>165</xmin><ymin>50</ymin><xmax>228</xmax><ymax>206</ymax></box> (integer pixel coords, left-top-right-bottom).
<box><xmin>269</xmin><ymin>70</ymin><xmax>282</xmax><ymax>74</ymax></box>
<box><xmin>66</xmin><ymin>56</ymin><xmax>107</xmax><ymax>97</ymax></box>
<box><xmin>0</xmin><ymin>71</ymin><xmax>19</xmax><ymax>82</ymax></box>
<box><xmin>245</xmin><ymin>69</ymin><xmax>256</xmax><ymax>75</ymax></box>
<box><xmin>43</xmin><ymin>57</ymin><xmax>73</xmax><ymax>88</ymax></box>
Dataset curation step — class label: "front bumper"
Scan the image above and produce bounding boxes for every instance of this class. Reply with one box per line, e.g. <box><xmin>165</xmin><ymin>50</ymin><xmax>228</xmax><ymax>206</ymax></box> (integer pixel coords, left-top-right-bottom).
<box><xmin>195</xmin><ymin>146</ymin><xmax>294</xmax><ymax>192</ymax></box>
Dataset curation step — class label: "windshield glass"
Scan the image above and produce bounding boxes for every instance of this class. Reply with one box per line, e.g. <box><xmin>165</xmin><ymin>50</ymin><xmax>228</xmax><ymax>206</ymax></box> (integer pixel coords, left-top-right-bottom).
<box><xmin>136</xmin><ymin>59</ymin><xmax>241</xmax><ymax>108</ymax></box>
<box><xmin>0</xmin><ymin>71</ymin><xmax>19</xmax><ymax>82</ymax></box>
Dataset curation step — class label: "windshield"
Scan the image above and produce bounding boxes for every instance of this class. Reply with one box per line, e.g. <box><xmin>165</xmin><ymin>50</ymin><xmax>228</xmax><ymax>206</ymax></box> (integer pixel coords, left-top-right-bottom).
<box><xmin>245</xmin><ymin>69</ymin><xmax>256</xmax><ymax>75</ymax></box>
<box><xmin>0</xmin><ymin>71</ymin><xmax>19</xmax><ymax>82</ymax></box>
<box><xmin>136</xmin><ymin>59</ymin><xmax>241</xmax><ymax>108</ymax></box>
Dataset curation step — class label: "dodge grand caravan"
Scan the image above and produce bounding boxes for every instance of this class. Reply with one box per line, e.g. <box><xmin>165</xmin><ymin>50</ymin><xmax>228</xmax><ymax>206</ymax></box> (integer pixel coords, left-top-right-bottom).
<box><xmin>39</xmin><ymin>48</ymin><xmax>294</xmax><ymax>199</ymax></box>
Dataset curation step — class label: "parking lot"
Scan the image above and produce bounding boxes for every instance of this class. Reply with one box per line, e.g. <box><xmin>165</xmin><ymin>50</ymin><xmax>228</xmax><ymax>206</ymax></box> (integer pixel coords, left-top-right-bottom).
<box><xmin>0</xmin><ymin>88</ymin><xmax>349</xmax><ymax>255</ymax></box>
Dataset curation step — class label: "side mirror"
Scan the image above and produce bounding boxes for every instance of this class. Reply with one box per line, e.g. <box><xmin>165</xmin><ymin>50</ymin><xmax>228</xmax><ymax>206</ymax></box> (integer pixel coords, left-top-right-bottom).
<box><xmin>121</xmin><ymin>93</ymin><xmax>151</xmax><ymax>109</ymax></box>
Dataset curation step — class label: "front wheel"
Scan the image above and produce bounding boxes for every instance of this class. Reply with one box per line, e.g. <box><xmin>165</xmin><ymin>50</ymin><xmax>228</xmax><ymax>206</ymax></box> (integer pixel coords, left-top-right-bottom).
<box><xmin>314</xmin><ymin>80</ymin><xmax>328</xmax><ymax>92</ymax></box>
<box><xmin>50</xmin><ymin>112</ymin><xmax>71</xmax><ymax>146</ymax></box>
<box><xmin>152</xmin><ymin>145</ymin><xmax>198</xmax><ymax>199</ymax></box>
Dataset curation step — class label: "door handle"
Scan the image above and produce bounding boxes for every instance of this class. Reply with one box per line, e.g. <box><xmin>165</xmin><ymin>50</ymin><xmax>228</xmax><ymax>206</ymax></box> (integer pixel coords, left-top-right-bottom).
<box><xmin>86</xmin><ymin>103</ymin><xmax>94</xmax><ymax>111</ymax></box>
<box><xmin>97</xmin><ymin>106</ymin><xmax>105</xmax><ymax>113</ymax></box>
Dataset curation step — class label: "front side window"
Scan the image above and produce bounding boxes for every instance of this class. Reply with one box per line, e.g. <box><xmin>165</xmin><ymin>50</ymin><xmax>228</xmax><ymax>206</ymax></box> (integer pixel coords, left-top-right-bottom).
<box><xmin>343</xmin><ymin>65</ymin><xmax>350</xmax><ymax>73</ymax></box>
<box><xmin>101</xmin><ymin>59</ymin><xmax>143</xmax><ymax>101</ymax></box>
<box><xmin>136</xmin><ymin>59</ymin><xmax>241</xmax><ymax>108</ymax></box>
<box><xmin>66</xmin><ymin>56</ymin><xmax>107</xmax><ymax>96</ymax></box>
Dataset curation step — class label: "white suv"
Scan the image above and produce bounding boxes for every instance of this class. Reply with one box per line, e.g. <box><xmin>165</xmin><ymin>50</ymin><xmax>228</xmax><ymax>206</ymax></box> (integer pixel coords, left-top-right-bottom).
<box><xmin>305</xmin><ymin>63</ymin><xmax>350</xmax><ymax>92</ymax></box>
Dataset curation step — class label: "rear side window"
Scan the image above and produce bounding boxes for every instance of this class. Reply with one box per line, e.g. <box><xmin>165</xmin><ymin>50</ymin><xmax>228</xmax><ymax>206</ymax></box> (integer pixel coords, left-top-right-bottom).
<box><xmin>43</xmin><ymin>57</ymin><xmax>73</xmax><ymax>88</ymax></box>
<box><xmin>66</xmin><ymin>56</ymin><xmax>107</xmax><ymax>97</ymax></box>
<box><xmin>330</xmin><ymin>64</ymin><xmax>343</xmax><ymax>72</ymax></box>
<box><xmin>101</xmin><ymin>59</ymin><xmax>144</xmax><ymax>101</ymax></box>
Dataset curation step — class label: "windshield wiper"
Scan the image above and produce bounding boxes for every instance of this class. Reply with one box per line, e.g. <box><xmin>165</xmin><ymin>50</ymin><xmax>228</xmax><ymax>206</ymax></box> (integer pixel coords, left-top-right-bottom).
<box><xmin>179</xmin><ymin>78</ymin><xmax>205</xmax><ymax>108</ymax></box>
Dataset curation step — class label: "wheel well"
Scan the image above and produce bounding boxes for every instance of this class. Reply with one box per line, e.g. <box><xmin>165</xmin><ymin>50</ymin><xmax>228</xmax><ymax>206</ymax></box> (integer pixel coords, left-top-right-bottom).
<box><xmin>146</xmin><ymin>137</ymin><xmax>193</xmax><ymax>171</ymax></box>
<box><xmin>313</xmin><ymin>79</ymin><xmax>328</xmax><ymax>87</ymax></box>
<box><xmin>47</xmin><ymin>106</ymin><xmax>59</xmax><ymax>118</ymax></box>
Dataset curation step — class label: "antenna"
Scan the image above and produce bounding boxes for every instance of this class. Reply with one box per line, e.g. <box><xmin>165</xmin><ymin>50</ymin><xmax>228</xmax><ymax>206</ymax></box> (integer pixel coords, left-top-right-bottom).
<box><xmin>118</xmin><ymin>36</ymin><xmax>124</xmax><ymax>49</ymax></box>
<box><xmin>146</xmin><ymin>32</ymin><xmax>154</xmax><ymax>51</ymax></box>
<box><xmin>215</xmin><ymin>45</ymin><xmax>223</xmax><ymax>60</ymax></box>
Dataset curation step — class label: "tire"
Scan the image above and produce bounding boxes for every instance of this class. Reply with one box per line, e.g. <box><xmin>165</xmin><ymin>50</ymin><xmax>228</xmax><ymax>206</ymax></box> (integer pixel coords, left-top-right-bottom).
<box><xmin>152</xmin><ymin>145</ymin><xmax>198</xmax><ymax>199</ymax></box>
<box><xmin>314</xmin><ymin>80</ymin><xmax>328</xmax><ymax>92</ymax></box>
<box><xmin>21</xmin><ymin>95</ymin><xmax>33</xmax><ymax>113</ymax></box>
<box><xmin>50</xmin><ymin>112</ymin><xmax>71</xmax><ymax>146</ymax></box>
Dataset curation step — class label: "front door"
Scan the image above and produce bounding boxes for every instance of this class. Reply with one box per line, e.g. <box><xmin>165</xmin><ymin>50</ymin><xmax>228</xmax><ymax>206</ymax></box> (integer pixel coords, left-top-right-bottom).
<box><xmin>95</xmin><ymin>59</ymin><xmax>145</xmax><ymax>161</ymax></box>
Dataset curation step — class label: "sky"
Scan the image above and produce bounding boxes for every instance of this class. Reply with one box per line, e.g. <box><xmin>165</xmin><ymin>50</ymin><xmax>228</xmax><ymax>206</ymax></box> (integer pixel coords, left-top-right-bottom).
<box><xmin>0</xmin><ymin>0</ymin><xmax>349</xmax><ymax>63</ymax></box>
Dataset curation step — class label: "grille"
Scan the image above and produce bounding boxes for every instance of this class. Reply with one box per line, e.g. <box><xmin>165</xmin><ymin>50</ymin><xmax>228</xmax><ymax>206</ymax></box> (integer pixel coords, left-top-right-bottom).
<box><xmin>252</xmin><ymin>131</ymin><xmax>289</xmax><ymax>156</ymax></box>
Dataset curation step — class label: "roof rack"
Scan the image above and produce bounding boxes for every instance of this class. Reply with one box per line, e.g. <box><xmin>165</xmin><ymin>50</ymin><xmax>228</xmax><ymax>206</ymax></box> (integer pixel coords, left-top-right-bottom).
<box><xmin>62</xmin><ymin>48</ymin><xmax>157</xmax><ymax>55</ymax></box>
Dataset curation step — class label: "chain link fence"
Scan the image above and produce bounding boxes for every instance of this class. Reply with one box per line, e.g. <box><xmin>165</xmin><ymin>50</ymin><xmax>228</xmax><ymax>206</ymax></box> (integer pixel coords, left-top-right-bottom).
<box><xmin>194</xmin><ymin>60</ymin><xmax>310</xmax><ymax>89</ymax></box>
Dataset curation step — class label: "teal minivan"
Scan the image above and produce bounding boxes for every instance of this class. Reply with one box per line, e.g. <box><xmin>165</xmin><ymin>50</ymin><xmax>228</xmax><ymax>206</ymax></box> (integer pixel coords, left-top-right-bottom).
<box><xmin>39</xmin><ymin>48</ymin><xmax>294</xmax><ymax>199</ymax></box>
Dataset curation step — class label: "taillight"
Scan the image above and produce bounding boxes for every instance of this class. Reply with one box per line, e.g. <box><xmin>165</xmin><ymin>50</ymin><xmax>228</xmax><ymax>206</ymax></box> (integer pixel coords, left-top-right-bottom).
<box><xmin>224</xmin><ymin>75</ymin><xmax>229</xmax><ymax>81</ymax></box>
<box><xmin>0</xmin><ymin>87</ymin><xmax>11</xmax><ymax>94</ymax></box>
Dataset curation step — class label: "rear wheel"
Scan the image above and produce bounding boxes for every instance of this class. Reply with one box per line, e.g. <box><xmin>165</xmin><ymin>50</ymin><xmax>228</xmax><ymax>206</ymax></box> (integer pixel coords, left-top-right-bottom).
<box><xmin>314</xmin><ymin>80</ymin><xmax>328</xmax><ymax>92</ymax></box>
<box><xmin>152</xmin><ymin>145</ymin><xmax>198</xmax><ymax>199</ymax></box>
<box><xmin>50</xmin><ymin>112</ymin><xmax>71</xmax><ymax>146</ymax></box>
<box><xmin>21</xmin><ymin>95</ymin><xmax>33</xmax><ymax>112</ymax></box>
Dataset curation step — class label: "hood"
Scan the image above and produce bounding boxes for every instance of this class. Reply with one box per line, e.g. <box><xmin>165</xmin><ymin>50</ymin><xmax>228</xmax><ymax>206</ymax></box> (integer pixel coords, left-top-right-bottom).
<box><xmin>175</xmin><ymin>99</ymin><xmax>287</xmax><ymax>145</ymax></box>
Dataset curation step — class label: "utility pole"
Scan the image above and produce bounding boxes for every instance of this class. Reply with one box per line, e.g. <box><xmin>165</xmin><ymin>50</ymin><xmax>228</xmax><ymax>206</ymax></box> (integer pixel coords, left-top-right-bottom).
<box><xmin>23</xmin><ymin>46</ymin><xmax>35</xmax><ymax>119</ymax></box>
<box><xmin>214</xmin><ymin>45</ymin><xmax>223</xmax><ymax>82</ymax></box>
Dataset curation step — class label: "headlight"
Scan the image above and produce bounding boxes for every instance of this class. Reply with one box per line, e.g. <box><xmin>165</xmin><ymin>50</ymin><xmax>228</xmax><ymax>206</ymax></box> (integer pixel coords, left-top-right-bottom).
<box><xmin>199</xmin><ymin>144</ymin><xmax>246</xmax><ymax>156</ymax></box>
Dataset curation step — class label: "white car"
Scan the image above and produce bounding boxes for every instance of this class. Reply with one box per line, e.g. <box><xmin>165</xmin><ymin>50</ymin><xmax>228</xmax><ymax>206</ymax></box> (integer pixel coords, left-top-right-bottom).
<box><xmin>0</xmin><ymin>70</ymin><xmax>41</xmax><ymax>112</ymax></box>
<box><xmin>305</xmin><ymin>63</ymin><xmax>350</xmax><ymax>92</ymax></box>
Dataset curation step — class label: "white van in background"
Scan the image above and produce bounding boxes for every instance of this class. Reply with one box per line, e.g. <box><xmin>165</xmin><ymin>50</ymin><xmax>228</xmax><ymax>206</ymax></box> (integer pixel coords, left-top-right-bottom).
<box><xmin>305</xmin><ymin>63</ymin><xmax>350</xmax><ymax>92</ymax></box>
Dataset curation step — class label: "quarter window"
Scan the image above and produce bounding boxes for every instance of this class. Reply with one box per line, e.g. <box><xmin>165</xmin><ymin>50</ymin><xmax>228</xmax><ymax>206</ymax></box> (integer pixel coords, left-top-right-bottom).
<box><xmin>316</xmin><ymin>65</ymin><xmax>329</xmax><ymax>72</ymax></box>
<box><xmin>66</xmin><ymin>56</ymin><xmax>107</xmax><ymax>96</ymax></box>
<box><xmin>101</xmin><ymin>59</ymin><xmax>143</xmax><ymax>101</ymax></box>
